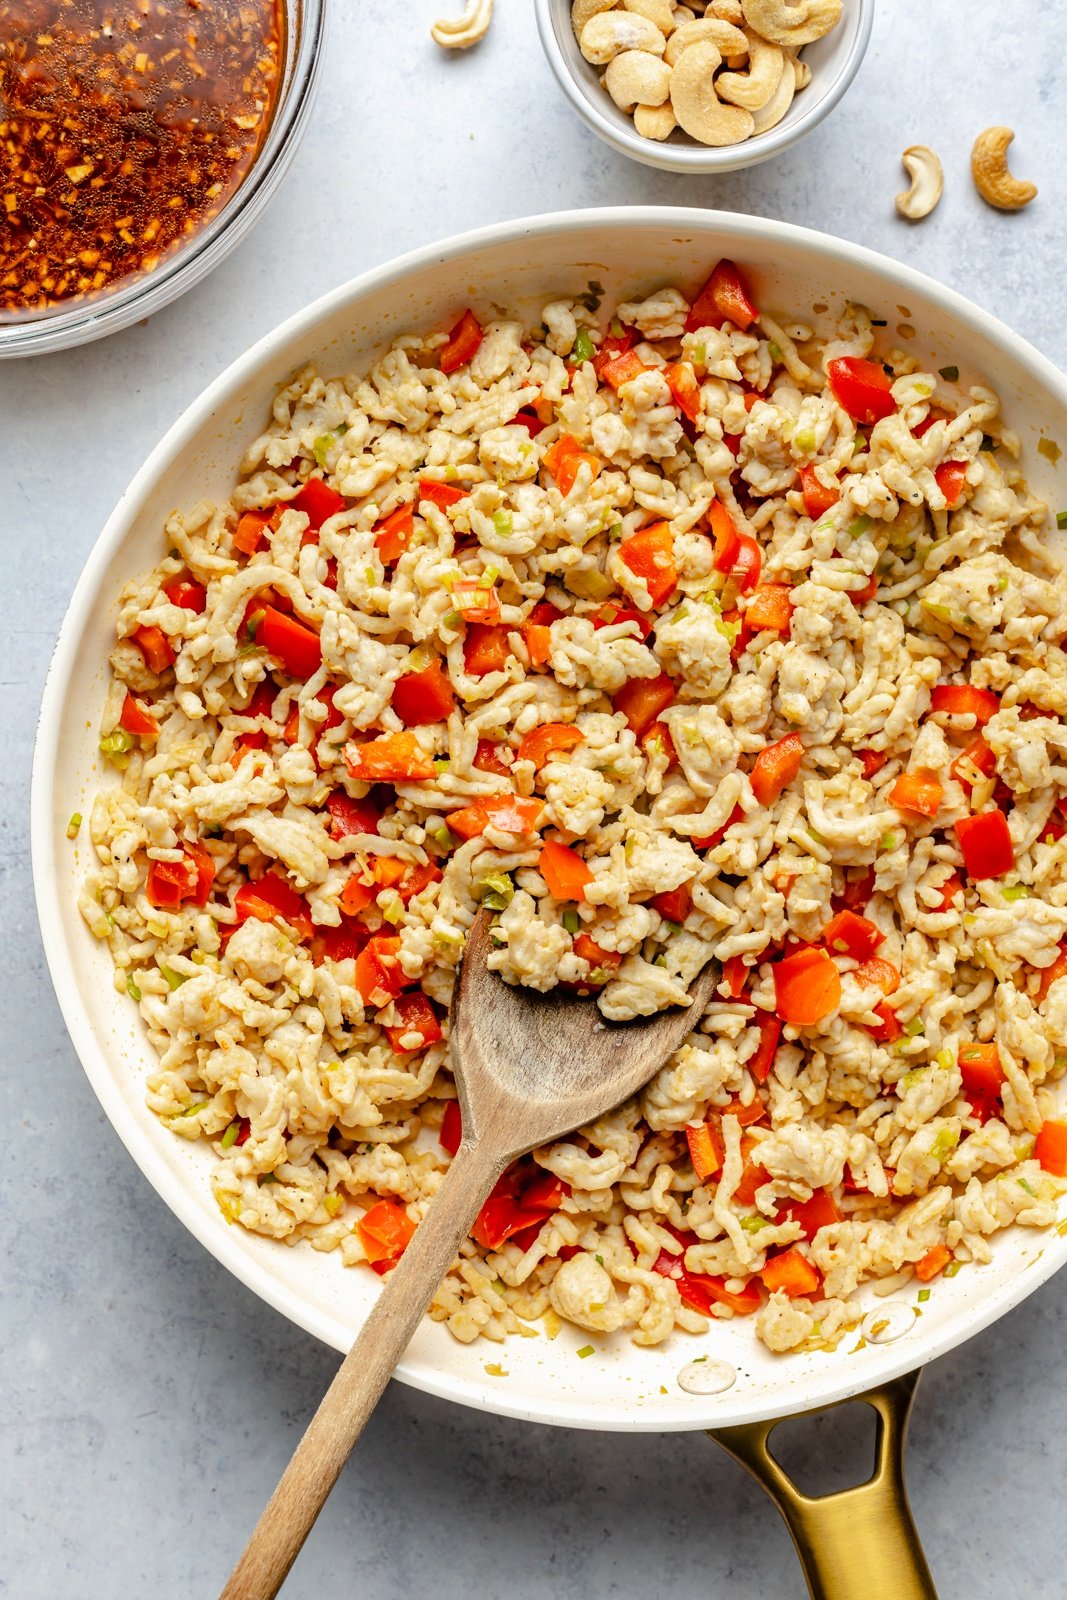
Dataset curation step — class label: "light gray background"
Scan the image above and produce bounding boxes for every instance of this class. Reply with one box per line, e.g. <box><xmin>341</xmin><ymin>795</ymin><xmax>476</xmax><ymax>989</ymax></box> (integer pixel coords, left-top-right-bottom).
<box><xmin>3</xmin><ymin>2</ymin><xmax>1065</xmax><ymax>1595</ymax></box>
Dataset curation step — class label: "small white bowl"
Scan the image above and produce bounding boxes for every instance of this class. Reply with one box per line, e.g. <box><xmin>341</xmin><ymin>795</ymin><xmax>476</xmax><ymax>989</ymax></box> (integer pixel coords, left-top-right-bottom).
<box><xmin>534</xmin><ymin>0</ymin><xmax>874</xmax><ymax>174</ymax></box>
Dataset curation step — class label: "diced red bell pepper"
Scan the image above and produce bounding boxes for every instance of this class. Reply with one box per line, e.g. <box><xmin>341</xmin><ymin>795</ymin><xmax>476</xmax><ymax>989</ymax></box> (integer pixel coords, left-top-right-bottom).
<box><xmin>522</xmin><ymin>624</ymin><xmax>552</xmax><ymax>668</ymax></box>
<box><xmin>325</xmin><ymin>790</ymin><xmax>380</xmax><ymax>840</ymax></box>
<box><xmin>440</xmin><ymin>1100</ymin><xmax>463</xmax><ymax>1156</ymax></box>
<box><xmin>709</xmin><ymin>498</ymin><xmax>740</xmax><ymax>572</ymax></box>
<box><xmin>572</xmin><ymin>933</ymin><xmax>621</xmax><ymax>973</ymax></box>
<box><xmin>593</xmin><ymin>601</ymin><xmax>654</xmax><ymax>639</ymax></box>
<box><xmin>950</xmin><ymin>736</ymin><xmax>997</xmax><ymax>789</ymax></box>
<box><xmin>464</xmin><ymin>622</ymin><xmax>512</xmax><ymax>678</ymax></box>
<box><xmin>773</xmin><ymin>947</ymin><xmax>841</xmax><ymax>1026</ymax></box>
<box><xmin>749</xmin><ymin>1011</ymin><xmax>782</xmax><ymax>1083</ymax></box>
<box><xmin>357</xmin><ymin>1198</ymin><xmax>416</xmax><ymax>1273</ymax></box>
<box><xmin>849</xmin><ymin>574</ymin><xmax>879</xmax><ymax>606</ymax></box>
<box><xmin>473</xmin><ymin>740</ymin><xmax>513</xmax><ymax>777</ymax></box>
<box><xmin>1037</xmin><ymin>943</ymin><xmax>1067</xmax><ymax>1002</ymax></box>
<box><xmin>866</xmin><ymin>1001</ymin><xmax>902</xmax><ymax>1043</ymax></box>
<box><xmin>446</xmin><ymin>794</ymin><xmax>544</xmax><ymax>841</ymax></box>
<box><xmin>642</xmin><ymin>720</ymin><xmax>677</xmax><ymax>768</ymax></box>
<box><xmin>733</xmin><ymin>1145</ymin><xmax>772</xmax><ymax>1207</ymax></box>
<box><xmin>508</xmin><ymin>408</ymin><xmax>547</xmax><ymax>437</ymax></box>
<box><xmin>822</xmin><ymin>909</ymin><xmax>884</xmax><ymax>962</ymax></box>
<box><xmin>451</xmin><ymin>578</ymin><xmax>501</xmax><ymax>626</ymax></box>
<box><xmin>599</xmin><ymin>348</ymin><xmax>646</xmax><ymax>390</ymax></box>
<box><xmin>132</xmin><ymin>624</ymin><xmax>176</xmax><ymax>675</ymax></box>
<box><xmin>312</xmin><ymin>915</ymin><xmax>367</xmax><ymax>966</ymax></box>
<box><xmin>956</xmin><ymin>809</ymin><xmax>1014</xmax><ymax>878</ymax></box>
<box><xmin>233</xmin><ymin>873</ymin><xmax>313</xmax><ymax>940</ymax></box>
<box><xmin>542</xmin><ymin>433</ymin><xmax>601</xmax><ymax>497</ymax></box>
<box><xmin>837</xmin><ymin>866</ymin><xmax>876</xmax><ymax>912</ymax></box>
<box><xmin>889</xmin><ymin>768</ymin><xmax>943</xmax><ymax>819</ymax></box>
<box><xmin>618</xmin><ymin>521</ymin><xmax>677</xmax><ymax>608</ymax></box>
<box><xmin>935</xmin><ymin>872</ymin><xmax>963</xmax><ymax>911</ymax></box>
<box><xmin>751</xmin><ymin>732</ymin><xmax>804</xmax><ymax>806</ymax></box>
<box><xmin>374</xmin><ymin>502</ymin><xmax>415</xmax><ymax>564</ymax></box>
<box><xmin>721</xmin><ymin>954</ymin><xmax>750</xmax><ymax>999</ymax></box>
<box><xmin>686</xmin><ymin>1122</ymin><xmax>725</xmax><ymax>1181</ymax></box>
<box><xmin>746</xmin><ymin>584</ymin><xmax>793</xmax><ymax>633</ymax></box>
<box><xmin>439</xmin><ymin>309</ymin><xmax>484</xmax><ymax>375</ymax></box>
<box><xmin>259</xmin><ymin>606</ymin><xmax>322</xmax><ymax>680</ymax></box>
<box><xmin>826</xmin><ymin>356</ymin><xmax>896</xmax><ymax>424</ymax></box>
<box><xmin>652</xmin><ymin>1241</ymin><xmax>764</xmax><ymax>1316</ymax></box>
<box><xmin>419</xmin><ymin>477</ymin><xmax>468</xmax><ymax>511</ymax></box>
<box><xmin>650</xmin><ymin>884</ymin><xmax>692</xmax><ymax>923</ymax></box>
<box><xmin>958</xmin><ymin>1042</ymin><xmax>1005</xmax><ymax>1100</ymax></box>
<box><xmin>684</xmin><ymin>258</ymin><xmax>759</xmax><ymax>334</ymax></box>
<box><xmin>860</xmin><ymin>749</ymin><xmax>887</xmax><ymax>780</ymax></box>
<box><xmin>119</xmin><ymin>691</ymin><xmax>159</xmax><ymax>740</ymax></box>
<box><xmin>853</xmin><ymin>956</ymin><xmax>901</xmax><ymax>996</ymax></box>
<box><xmin>720</xmin><ymin>1095</ymin><xmax>768</xmax><ymax>1128</ymax></box>
<box><xmin>592</xmin><ymin>327</ymin><xmax>636</xmax><ymax>378</ymax></box>
<box><xmin>539</xmin><ymin>839</ymin><xmax>594</xmax><ymax>902</ymax></box>
<box><xmin>915</xmin><ymin>1243</ymin><xmax>953</xmax><ymax>1283</ymax></box>
<box><xmin>612</xmin><ymin>672</ymin><xmax>676</xmax><ymax>739</ymax></box>
<box><xmin>517</xmin><ymin>722</ymin><xmax>584</xmax><ymax>769</ymax></box>
<box><xmin>385</xmin><ymin>992</ymin><xmax>443</xmax><ymax>1054</ymax></box>
<box><xmin>798</xmin><ymin>464</ymin><xmax>840</xmax><ymax>519</ymax></box>
<box><xmin>291</xmin><ymin>477</ymin><xmax>346</xmax><ymax>531</ymax></box>
<box><xmin>692</xmin><ymin>802</ymin><xmax>746</xmax><ymax>852</ymax></box>
<box><xmin>355</xmin><ymin>934</ymin><xmax>412</xmax><ymax>1007</ymax></box>
<box><xmin>1035</xmin><ymin>1120</ymin><xmax>1067</xmax><ymax>1177</ymax></box>
<box><xmin>471</xmin><ymin>1162</ymin><xmax>570</xmax><ymax>1251</ymax></box>
<box><xmin>161</xmin><ymin>571</ymin><xmax>207</xmax><ymax>612</ymax></box>
<box><xmin>391</xmin><ymin>660</ymin><xmax>454</xmax><ymax>726</ymax></box>
<box><xmin>760</xmin><ymin>1247</ymin><xmax>822</xmax><ymax>1299</ymax></box>
<box><xmin>934</xmin><ymin>459</ymin><xmax>968</xmax><ymax>508</ymax></box>
<box><xmin>347</xmin><ymin>731</ymin><xmax>435</xmax><ymax>783</ymax></box>
<box><xmin>145</xmin><ymin>857</ymin><xmax>193</xmax><ymax>911</ymax></box>
<box><xmin>732</xmin><ymin>534</ymin><xmax>762</xmax><ymax>592</ymax></box>
<box><xmin>779</xmin><ymin>1189</ymin><xmax>840</xmax><ymax>1241</ymax></box>
<box><xmin>931</xmin><ymin>684</ymin><xmax>999</xmax><ymax>725</ymax></box>
<box><xmin>663</xmin><ymin>360</ymin><xmax>702</xmax><ymax>423</ymax></box>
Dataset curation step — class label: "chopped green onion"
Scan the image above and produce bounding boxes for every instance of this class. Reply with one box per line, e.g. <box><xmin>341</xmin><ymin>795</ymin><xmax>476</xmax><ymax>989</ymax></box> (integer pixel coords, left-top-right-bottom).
<box><xmin>767</xmin><ymin>342</ymin><xmax>782</xmax><ymax>362</ymax></box>
<box><xmin>793</xmin><ymin>428</ymin><xmax>816</xmax><ymax>454</ymax></box>
<box><xmin>126</xmin><ymin>974</ymin><xmax>142</xmax><ymax>1002</ymax></box>
<box><xmin>381</xmin><ymin>889</ymin><xmax>404</xmax><ymax>925</ymax></box>
<box><xmin>904</xmin><ymin>1016</ymin><xmax>924</xmax><ymax>1038</ymax></box>
<box><xmin>221</xmin><ymin>1121</ymin><xmax>240</xmax><ymax>1150</ymax></box>
<box><xmin>740</xmin><ymin>1215</ymin><xmax>768</xmax><ymax>1233</ymax></box>
<box><xmin>942</xmin><ymin>1261</ymin><xmax>961</xmax><ymax>1278</ymax></box>
<box><xmin>576</xmin><ymin>1344</ymin><xmax>595</xmax><ymax>1359</ymax></box>
<box><xmin>588</xmin><ymin>968</ymin><xmax>614</xmax><ymax>984</ymax></box>
<box><xmin>433</xmin><ymin>757</ymin><xmax>450</xmax><ymax>774</ymax></box>
<box><xmin>491</xmin><ymin>510</ymin><xmax>513</xmax><ymax>537</ymax></box>
<box><xmin>880</xmin><ymin>831</ymin><xmax>899</xmax><ymax>851</ymax></box>
<box><xmin>572</xmin><ymin>328</ymin><xmax>595</xmax><ymax>365</ymax></box>
<box><xmin>852</xmin><ymin>434</ymin><xmax>867</xmax><ymax>454</ymax></box>
<box><xmin>1018</xmin><ymin>1177</ymin><xmax>1037</xmax><ymax>1198</ymax></box>
<box><xmin>323</xmin><ymin>1193</ymin><xmax>344</xmax><ymax>1217</ymax></box>
<box><xmin>917</xmin><ymin>1287</ymin><xmax>931</xmax><ymax>1302</ymax></box>
<box><xmin>562</xmin><ymin>908</ymin><xmax>581</xmax><ymax>934</ymax></box>
<box><xmin>938</xmin><ymin>365</ymin><xmax>959</xmax><ymax>382</ymax></box>
<box><xmin>245</xmin><ymin>609</ymin><xmax>264</xmax><ymax>638</ymax></box>
<box><xmin>595</xmin><ymin>1254</ymin><xmax>605</xmax><ymax>1266</ymax></box>
<box><xmin>1002</xmin><ymin>884</ymin><xmax>1029</xmax><ymax>902</ymax></box>
<box><xmin>715</xmin><ymin>617</ymin><xmax>741</xmax><ymax>644</ymax></box>
<box><xmin>930</xmin><ymin>1127</ymin><xmax>959</xmax><ymax>1160</ymax></box>
<box><xmin>478</xmin><ymin>872</ymin><xmax>514</xmax><ymax>911</ymax></box>
<box><xmin>477</xmin><ymin>565</ymin><xmax>500</xmax><ymax>588</ymax></box>
<box><xmin>99</xmin><ymin>728</ymin><xmax>134</xmax><ymax>764</ymax></box>
<box><xmin>935</xmin><ymin>1048</ymin><xmax>955</xmax><ymax>1072</ymax></box>
<box><xmin>1057</xmin><ymin>511</ymin><xmax>1067</xmax><ymax>530</ymax></box>
<box><xmin>846</xmin><ymin>514</ymin><xmax>872</xmax><ymax>539</ymax></box>
<box><xmin>66</xmin><ymin>812</ymin><xmax>82</xmax><ymax>839</ymax></box>
<box><xmin>430</xmin><ymin>822</ymin><xmax>457</xmax><ymax>850</ymax></box>
<box><xmin>442</xmin><ymin>609</ymin><xmax>462</xmax><ymax>629</ymax></box>
<box><xmin>610</xmin><ymin>316</ymin><xmax>624</xmax><ymax>337</ymax></box>
<box><xmin>312</xmin><ymin>434</ymin><xmax>336</xmax><ymax>468</ymax></box>
<box><xmin>159</xmin><ymin>964</ymin><xmax>188</xmax><ymax>991</ymax></box>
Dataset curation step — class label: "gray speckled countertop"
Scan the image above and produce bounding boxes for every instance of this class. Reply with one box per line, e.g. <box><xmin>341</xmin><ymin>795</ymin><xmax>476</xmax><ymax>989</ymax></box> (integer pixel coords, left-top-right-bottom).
<box><xmin>4</xmin><ymin>2</ymin><xmax>1067</xmax><ymax>1594</ymax></box>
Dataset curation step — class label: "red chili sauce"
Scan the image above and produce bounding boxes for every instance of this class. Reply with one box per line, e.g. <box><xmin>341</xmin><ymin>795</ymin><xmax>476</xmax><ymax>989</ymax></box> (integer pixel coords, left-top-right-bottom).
<box><xmin>0</xmin><ymin>0</ymin><xmax>283</xmax><ymax>316</ymax></box>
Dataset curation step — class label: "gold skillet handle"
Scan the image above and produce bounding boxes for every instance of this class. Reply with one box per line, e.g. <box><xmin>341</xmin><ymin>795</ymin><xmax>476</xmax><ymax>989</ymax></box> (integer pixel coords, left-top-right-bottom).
<box><xmin>708</xmin><ymin>1371</ymin><xmax>938</xmax><ymax>1600</ymax></box>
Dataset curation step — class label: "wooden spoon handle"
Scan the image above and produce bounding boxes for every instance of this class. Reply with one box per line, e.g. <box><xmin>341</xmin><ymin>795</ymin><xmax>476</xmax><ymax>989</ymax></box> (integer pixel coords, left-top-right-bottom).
<box><xmin>219</xmin><ymin>1138</ymin><xmax>506</xmax><ymax>1600</ymax></box>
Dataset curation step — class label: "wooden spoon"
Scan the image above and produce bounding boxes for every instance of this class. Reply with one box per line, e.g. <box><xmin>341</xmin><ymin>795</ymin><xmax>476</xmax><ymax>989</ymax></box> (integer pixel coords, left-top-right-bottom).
<box><xmin>220</xmin><ymin>909</ymin><xmax>719</xmax><ymax>1599</ymax></box>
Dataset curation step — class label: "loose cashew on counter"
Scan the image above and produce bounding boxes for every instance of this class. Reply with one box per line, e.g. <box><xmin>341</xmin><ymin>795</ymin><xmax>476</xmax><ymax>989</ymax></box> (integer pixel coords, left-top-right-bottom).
<box><xmin>431</xmin><ymin>0</ymin><xmax>493</xmax><ymax>49</ymax></box>
<box><xmin>971</xmin><ymin>126</ymin><xmax>1038</xmax><ymax>212</ymax></box>
<box><xmin>895</xmin><ymin>145</ymin><xmax>943</xmax><ymax>221</ymax></box>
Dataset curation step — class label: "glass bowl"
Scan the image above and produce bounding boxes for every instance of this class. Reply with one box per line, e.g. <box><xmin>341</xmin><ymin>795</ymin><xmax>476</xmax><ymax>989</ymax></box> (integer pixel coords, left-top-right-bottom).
<box><xmin>0</xmin><ymin>0</ymin><xmax>327</xmax><ymax>359</ymax></box>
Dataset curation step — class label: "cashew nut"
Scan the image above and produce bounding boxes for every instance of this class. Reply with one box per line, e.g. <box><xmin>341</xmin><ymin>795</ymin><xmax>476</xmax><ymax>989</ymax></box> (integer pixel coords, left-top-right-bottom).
<box><xmin>634</xmin><ymin>101</ymin><xmax>678</xmax><ymax>139</ymax></box>
<box><xmin>623</xmin><ymin>0</ymin><xmax>676</xmax><ymax>32</ymax></box>
<box><xmin>741</xmin><ymin>0</ymin><xmax>841</xmax><ymax>48</ymax></box>
<box><xmin>431</xmin><ymin>0</ymin><xmax>493</xmax><ymax>48</ymax></box>
<box><xmin>717</xmin><ymin>30</ymin><xmax>786</xmax><ymax>110</ymax></box>
<box><xmin>670</xmin><ymin>4</ymin><xmax>698</xmax><ymax>24</ymax></box>
<box><xmin>791</xmin><ymin>52</ymin><xmax>811</xmax><ymax>89</ymax></box>
<box><xmin>971</xmin><ymin>126</ymin><xmax>1037</xmax><ymax>212</ymax></box>
<box><xmin>605</xmin><ymin>49</ymin><xmax>673</xmax><ymax>109</ymax></box>
<box><xmin>664</xmin><ymin>16</ymin><xmax>747</xmax><ymax>65</ymax></box>
<box><xmin>571</xmin><ymin>0</ymin><xmax>617</xmax><ymax>37</ymax></box>
<box><xmin>895</xmin><ymin>145</ymin><xmax>943</xmax><ymax>222</ymax></box>
<box><xmin>750</xmin><ymin>46</ymin><xmax>796</xmax><ymax>131</ymax></box>
<box><xmin>669</xmin><ymin>40</ymin><xmax>755</xmax><ymax>144</ymax></box>
<box><xmin>580</xmin><ymin>10</ymin><xmax>667</xmax><ymax>62</ymax></box>
<box><xmin>707</xmin><ymin>0</ymin><xmax>744</xmax><ymax>19</ymax></box>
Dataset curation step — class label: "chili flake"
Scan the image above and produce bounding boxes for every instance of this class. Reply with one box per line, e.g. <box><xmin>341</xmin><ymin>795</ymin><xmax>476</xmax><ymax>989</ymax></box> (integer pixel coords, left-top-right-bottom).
<box><xmin>0</xmin><ymin>0</ymin><xmax>283</xmax><ymax>316</ymax></box>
